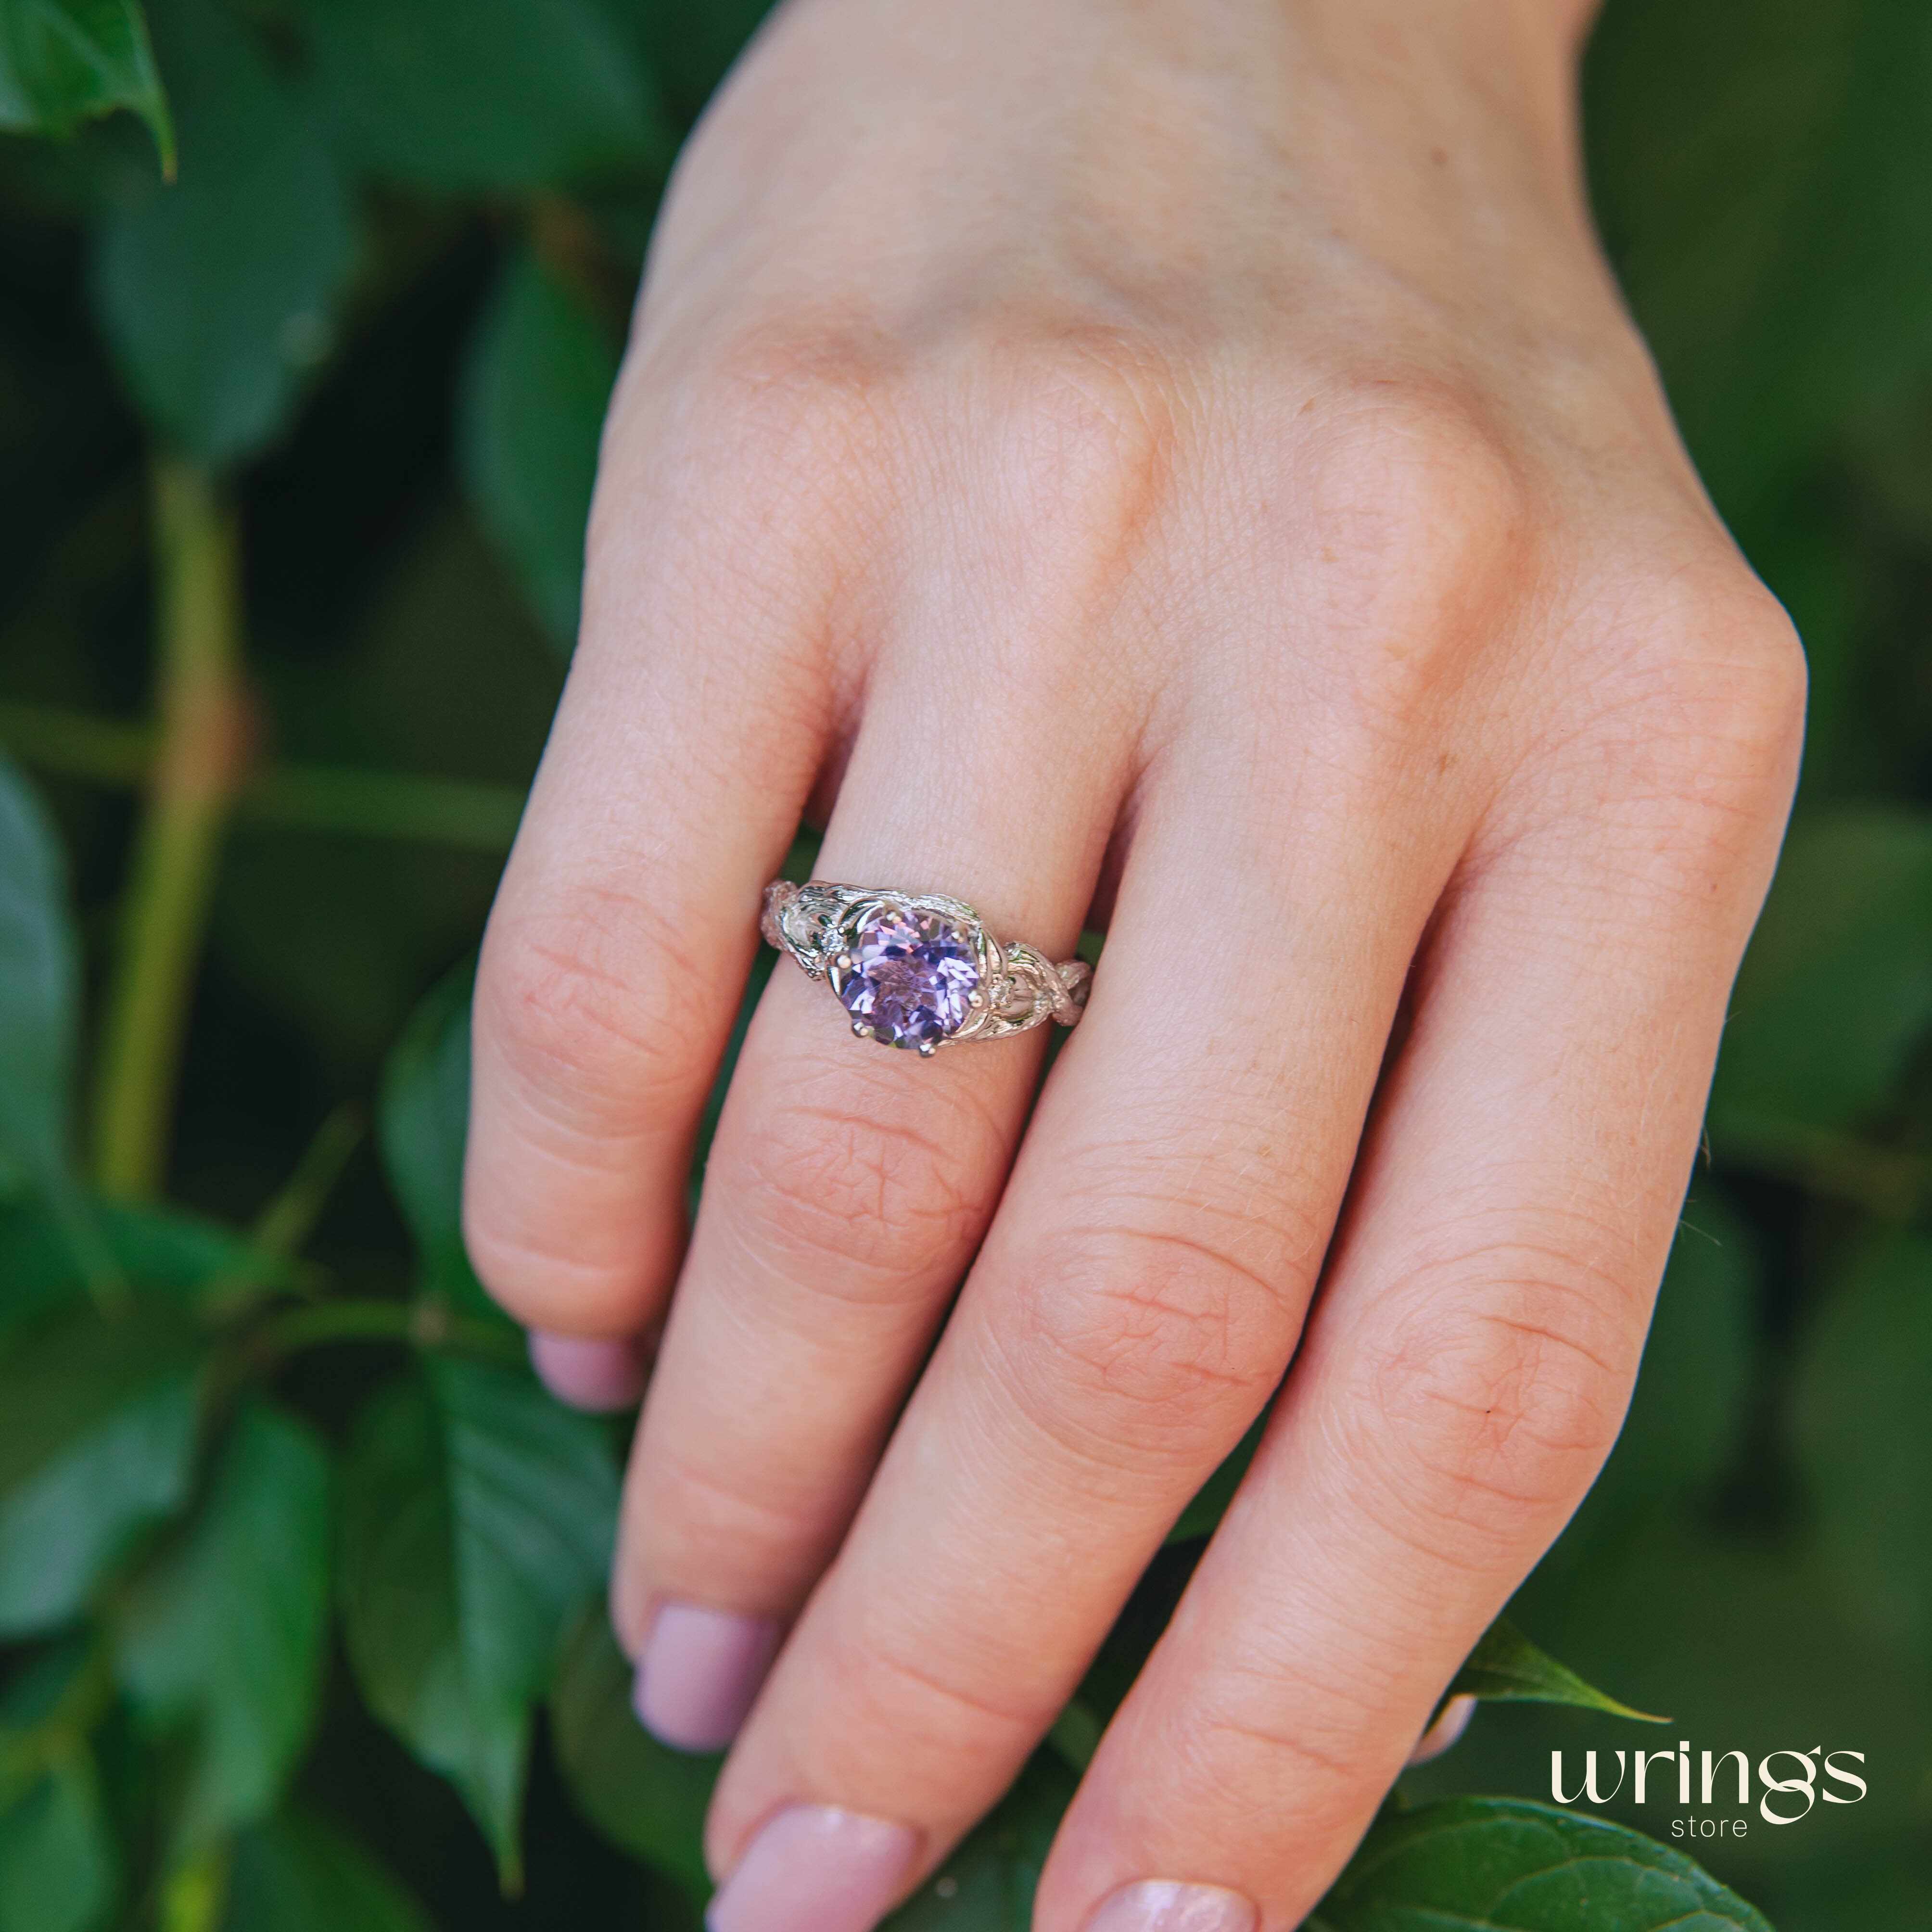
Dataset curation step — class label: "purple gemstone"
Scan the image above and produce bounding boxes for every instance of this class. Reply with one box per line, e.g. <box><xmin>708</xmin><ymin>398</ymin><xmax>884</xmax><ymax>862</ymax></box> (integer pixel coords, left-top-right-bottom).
<box><xmin>836</xmin><ymin>905</ymin><xmax>979</xmax><ymax>1049</ymax></box>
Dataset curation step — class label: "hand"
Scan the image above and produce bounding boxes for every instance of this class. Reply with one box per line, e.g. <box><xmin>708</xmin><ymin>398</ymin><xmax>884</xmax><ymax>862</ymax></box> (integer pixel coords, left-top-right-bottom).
<box><xmin>463</xmin><ymin>0</ymin><xmax>1804</xmax><ymax>1927</ymax></box>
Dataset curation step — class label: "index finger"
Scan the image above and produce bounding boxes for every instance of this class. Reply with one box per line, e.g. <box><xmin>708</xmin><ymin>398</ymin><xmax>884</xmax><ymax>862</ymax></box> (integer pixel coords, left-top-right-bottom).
<box><xmin>463</xmin><ymin>356</ymin><xmax>850</xmax><ymax>1366</ymax></box>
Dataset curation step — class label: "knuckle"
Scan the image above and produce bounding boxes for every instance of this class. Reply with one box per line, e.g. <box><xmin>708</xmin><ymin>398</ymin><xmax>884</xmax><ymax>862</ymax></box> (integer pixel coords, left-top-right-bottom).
<box><xmin>1002</xmin><ymin>1219</ymin><xmax>1291</xmax><ymax>1462</ymax></box>
<box><xmin>459</xmin><ymin>1182</ymin><xmax>634</xmax><ymax>1306</ymax></box>
<box><xmin>1509</xmin><ymin>553</ymin><xmax>1808</xmax><ymax>887</ymax></box>
<box><xmin>845</xmin><ymin>1630</ymin><xmax>1050</xmax><ymax>1742</ymax></box>
<box><xmin>591</xmin><ymin>319</ymin><xmax>897</xmax><ymax>624</ymax></box>
<box><xmin>475</xmin><ymin>889</ymin><xmax>712</xmax><ymax>1132</ymax></box>
<box><xmin>617</xmin><ymin>1443</ymin><xmax>829</xmax><ymax>1643</ymax></box>
<box><xmin>1353</xmin><ymin>1245</ymin><xmax>1639</xmax><ymax>1550</ymax></box>
<box><xmin>972</xmin><ymin>318</ymin><xmax>1180</xmax><ymax>537</ymax></box>
<box><xmin>1614</xmin><ymin>564</ymin><xmax>1809</xmax><ymax>786</ymax></box>
<box><xmin>684</xmin><ymin>319</ymin><xmax>899</xmax><ymax>485</ymax></box>
<box><xmin>459</xmin><ymin>1197</ymin><xmax>649</xmax><ymax>1331</ymax></box>
<box><xmin>460</xmin><ymin>1137</ymin><xmax>682</xmax><ymax>1329</ymax></box>
<box><xmin>723</xmin><ymin>1091</ymin><xmax>991</xmax><ymax>1293</ymax></box>
<box><xmin>784</xmin><ymin>1623</ymin><xmax>1053</xmax><ymax>1813</ymax></box>
<box><xmin>1183</xmin><ymin>1696</ymin><xmax>1371</xmax><ymax>1823</ymax></box>
<box><xmin>1292</xmin><ymin>372</ymin><xmax>1529</xmax><ymax>731</ymax></box>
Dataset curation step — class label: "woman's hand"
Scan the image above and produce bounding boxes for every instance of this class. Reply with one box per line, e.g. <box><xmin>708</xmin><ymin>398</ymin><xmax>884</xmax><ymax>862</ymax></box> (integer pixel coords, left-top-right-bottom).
<box><xmin>463</xmin><ymin>0</ymin><xmax>1804</xmax><ymax>1926</ymax></box>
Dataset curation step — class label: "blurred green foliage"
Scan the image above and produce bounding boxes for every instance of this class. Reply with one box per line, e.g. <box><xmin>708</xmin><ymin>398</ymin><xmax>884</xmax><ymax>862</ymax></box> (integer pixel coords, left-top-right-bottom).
<box><xmin>0</xmin><ymin>0</ymin><xmax>1928</xmax><ymax>1927</ymax></box>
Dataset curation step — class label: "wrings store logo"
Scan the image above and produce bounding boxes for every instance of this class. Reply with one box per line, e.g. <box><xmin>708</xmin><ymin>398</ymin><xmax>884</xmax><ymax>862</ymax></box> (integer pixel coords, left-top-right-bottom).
<box><xmin>1551</xmin><ymin>1743</ymin><xmax>1867</xmax><ymax>1840</ymax></box>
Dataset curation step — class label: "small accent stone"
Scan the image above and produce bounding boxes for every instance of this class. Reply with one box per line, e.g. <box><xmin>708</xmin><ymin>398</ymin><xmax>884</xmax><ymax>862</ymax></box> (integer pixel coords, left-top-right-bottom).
<box><xmin>836</xmin><ymin>905</ymin><xmax>979</xmax><ymax>1049</ymax></box>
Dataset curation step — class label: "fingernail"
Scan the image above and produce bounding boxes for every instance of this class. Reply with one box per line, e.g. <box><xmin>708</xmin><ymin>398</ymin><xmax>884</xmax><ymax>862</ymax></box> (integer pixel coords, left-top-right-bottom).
<box><xmin>1081</xmin><ymin>1881</ymin><xmax>1257</xmax><ymax>1932</ymax></box>
<box><xmin>528</xmin><ymin>1331</ymin><xmax>646</xmax><ymax>1411</ymax></box>
<box><xmin>633</xmin><ymin>1603</ymin><xmax>781</xmax><ymax>1752</ymax></box>
<box><xmin>1405</xmin><ymin>1692</ymin><xmax>1477</xmax><ymax>1767</ymax></box>
<box><xmin>705</xmin><ymin>1804</ymin><xmax>917</xmax><ymax>1932</ymax></box>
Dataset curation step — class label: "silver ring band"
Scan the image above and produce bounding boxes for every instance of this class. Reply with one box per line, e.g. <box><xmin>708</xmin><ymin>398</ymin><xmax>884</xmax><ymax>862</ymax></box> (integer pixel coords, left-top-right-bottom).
<box><xmin>762</xmin><ymin>880</ymin><xmax>1092</xmax><ymax>1055</ymax></box>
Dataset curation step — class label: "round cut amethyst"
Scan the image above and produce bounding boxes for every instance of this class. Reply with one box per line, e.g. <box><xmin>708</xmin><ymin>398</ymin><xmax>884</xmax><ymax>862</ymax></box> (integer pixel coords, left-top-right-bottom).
<box><xmin>837</xmin><ymin>905</ymin><xmax>979</xmax><ymax>1049</ymax></box>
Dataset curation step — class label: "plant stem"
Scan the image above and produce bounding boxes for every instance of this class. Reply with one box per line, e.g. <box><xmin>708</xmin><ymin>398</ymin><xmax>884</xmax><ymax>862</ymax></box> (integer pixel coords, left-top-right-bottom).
<box><xmin>0</xmin><ymin>700</ymin><xmax>527</xmax><ymax>852</ymax></box>
<box><xmin>195</xmin><ymin>1106</ymin><xmax>368</xmax><ymax>1318</ymax></box>
<box><xmin>1716</xmin><ymin>1110</ymin><xmax>1932</xmax><ymax>1222</ymax></box>
<box><xmin>158</xmin><ymin>1846</ymin><xmax>229</xmax><ymax>1932</ymax></box>
<box><xmin>250</xmin><ymin>759</ymin><xmax>525</xmax><ymax>849</ymax></box>
<box><xmin>91</xmin><ymin>459</ymin><xmax>249</xmax><ymax>1200</ymax></box>
<box><xmin>249</xmin><ymin>1295</ymin><xmax>528</xmax><ymax>1369</ymax></box>
<box><xmin>249</xmin><ymin>1103</ymin><xmax>365</xmax><ymax>1260</ymax></box>
<box><xmin>0</xmin><ymin>703</ymin><xmax>150</xmax><ymax>783</ymax></box>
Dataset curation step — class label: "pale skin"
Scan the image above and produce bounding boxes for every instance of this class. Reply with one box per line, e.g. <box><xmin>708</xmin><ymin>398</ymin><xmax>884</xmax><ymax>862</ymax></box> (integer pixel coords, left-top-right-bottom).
<box><xmin>462</xmin><ymin>0</ymin><xmax>1806</xmax><ymax>1927</ymax></box>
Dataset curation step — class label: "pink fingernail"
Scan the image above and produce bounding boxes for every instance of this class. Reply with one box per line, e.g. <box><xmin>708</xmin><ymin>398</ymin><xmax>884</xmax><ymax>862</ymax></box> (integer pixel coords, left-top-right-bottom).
<box><xmin>705</xmin><ymin>1804</ymin><xmax>917</xmax><ymax>1932</ymax></box>
<box><xmin>528</xmin><ymin>1331</ymin><xmax>646</xmax><ymax>1411</ymax></box>
<box><xmin>632</xmin><ymin>1603</ymin><xmax>781</xmax><ymax>1753</ymax></box>
<box><xmin>1081</xmin><ymin>1881</ymin><xmax>1257</xmax><ymax>1932</ymax></box>
<box><xmin>1405</xmin><ymin>1692</ymin><xmax>1477</xmax><ymax>1767</ymax></box>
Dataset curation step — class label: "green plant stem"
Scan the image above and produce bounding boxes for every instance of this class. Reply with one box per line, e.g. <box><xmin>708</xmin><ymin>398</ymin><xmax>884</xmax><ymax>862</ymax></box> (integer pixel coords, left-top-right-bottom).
<box><xmin>158</xmin><ymin>1846</ymin><xmax>229</xmax><ymax>1932</ymax></box>
<box><xmin>90</xmin><ymin>460</ymin><xmax>249</xmax><ymax>1199</ymax></box>
<box><xmin>1716</xmin><ymin>1111</ymin><xmax>1932</xmax><ymax>1222</ymax></box>
<box><xmin>0</xmin><ymin>703</ymin><xmax>149</xmax><ymax>783</ymax></box>
<box><xmin>0</xmin><ymin>701</ymin><xmax>527</xmax><ymax>852</ymax></box>
<box><xmin>249</xmin><ymin>1103</ymin><xmax>365</xmax><ymax>1259</ymax></box>
<box><xmin>252</xmin><ymin>759</ymin><xmax>526</xmax><ymax>849</ymax></box>
<box><xmin>196</xmin><ymin>1106</ymin><xmax>368</xmax><ymax>1318</ymax></box>
<box><xmin>251</xmin><ymin>1295</ymin><xmax>527</xmax><ymax>1369</ymax></box>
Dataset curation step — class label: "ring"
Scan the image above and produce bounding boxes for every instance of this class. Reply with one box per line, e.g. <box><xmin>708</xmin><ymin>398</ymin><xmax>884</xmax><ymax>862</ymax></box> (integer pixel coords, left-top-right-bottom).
<box><xmin>761</xmin><ymin>880</ymin><xmax>1093</xmax><ymax>1055</ymax></box>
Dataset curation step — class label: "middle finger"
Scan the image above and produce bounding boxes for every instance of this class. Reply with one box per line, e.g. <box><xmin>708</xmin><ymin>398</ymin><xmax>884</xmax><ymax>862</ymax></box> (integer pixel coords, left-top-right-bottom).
<box><xmin>699</xmin><ymin>723</ymin><xmax>1471</xmax><ymax>1917</ymax></box>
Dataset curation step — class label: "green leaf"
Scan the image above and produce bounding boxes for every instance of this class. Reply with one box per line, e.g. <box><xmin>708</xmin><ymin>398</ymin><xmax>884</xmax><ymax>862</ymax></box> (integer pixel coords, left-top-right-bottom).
<box><xmin>0</xmin><ymin>0</ymin><xmax>173</xmax><ymax>173</ymax></box>
<box><xmin>1587</xmin><ymin>0</ymin><xmax>1932</xmax><ymax>525</ymax></box>
<box><xmin>338</xmin><ymin>1359</ymin><xmax>618</xmax><ymax>1885</ymax></box>
<box><xmin>114</xmin><ymin>1401</ymin><xmax>331</xmax><ymax>1850</ymax></box>
<box><xmin>1759</xmin><ymin>1828</ymin><xmax>1932</xmax><ymax>1930</ymax></box>
<box><xmin>0</xmin><ymin>755</ymin><xmax>109</xmax><ymax>1287</ymax></box>
<box><xmin>0</xmin><ymin>754</ymin><xmax>72</xmax><ymax>1150</ymax></box>
<box><xmin>547</xmin><ymin>1606</ymin><xmax>716</xmax><ymax>1903</ymax></box>
<box><xmin>90</xmin><ymin>0</ymin><xmax>355</xmax><ymax>466</ymax></box>
<box><xmin>379</xmin><ymin>961</ymin><xmax>506</xmax><ymax>1322</ymax></box>
<box><xmin>460</xmin><ymin>247</ymin><xmax>618</xmax><ymax>655</ymax></box>
<box><xmin>0</xmin><ymin>1194</ymin><xmax>247</xmax><ymax>1338</ymax></box>
<box><xmin>613</xmin><ymin>0</ymin><xmax>774</xmax><ymax>127</ymax></box>
<box><xmin>1709</xmin><ymin>809</ymin><xmax>1932</xmax><ymax>1148</ymax></box>
<box><xmin>0</xmin><ymin>1634</ymin><xmax>92</xmax><ymax>1729</ymax></box>
<box><xmin>1309</xmin><ymin>1797</ymin><xmax>1775</xmax><ymax>1932</ymax></box>
<box><xmin>1447</xmin><ymin>1617</ymin><xmax>1664</xmax><ymax>1724</ymax></box>
<box><xmin>0</xmin><ymin>1298</ymin><xmax>203</xmax><ymax>1497</ymax></box>
<box><xmin>1525</xmin><ymin>1190</ymin><xmax>1760</xmax><ymax>1604</ymax></box>
<box><xmin>1594</xmin><ymin>1191</ymin><xmax>1759</xmax><ymax>1506</ymax></box>
<box><xmin>0</xmin><ymin>1370</ymin><xmax>198</xmax><ymax>1638</ymax></box>
<box><xmin>336</xmin><ymin>1377</ymin><xmax>521</xmax><ymax>1880</ymax></box>
<box><xmin>0</xmin><ymin>1754</ymin><xmax>116</xmax><ymax>1932</ymax></box>
<box><xmin>1792</xmin><ymin>1230</ymin><xmax>1932</xmax><ymax>1650</ymax></box>
<box><xmin>881</xmin><ymin>1756</ymin><xmax>1075</xmax><ymax>1932</ymax></box>
<box><xmin>295</xmin><ymin>0</ymin><xmax>674</xmax><ymax>192</ymax></box>
<box><xmin>222</xmin><ymin>1808</ymin><xmax>433</xmax><ymax>1932</ymax></box>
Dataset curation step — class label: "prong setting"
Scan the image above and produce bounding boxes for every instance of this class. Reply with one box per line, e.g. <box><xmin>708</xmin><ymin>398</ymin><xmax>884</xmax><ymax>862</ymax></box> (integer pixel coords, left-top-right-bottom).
<box><xmin>763</xmin><ymin>879</ymin><xmax>1093</xmax><ymax>1056</ymax></box>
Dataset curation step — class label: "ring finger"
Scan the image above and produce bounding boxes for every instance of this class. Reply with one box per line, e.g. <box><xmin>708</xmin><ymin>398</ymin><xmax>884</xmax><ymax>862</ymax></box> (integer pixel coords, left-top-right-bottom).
<box><xmin>610</xmin><ymin>612</ymin><xmax>1133</xmax><ymax>1749</ymax></box>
